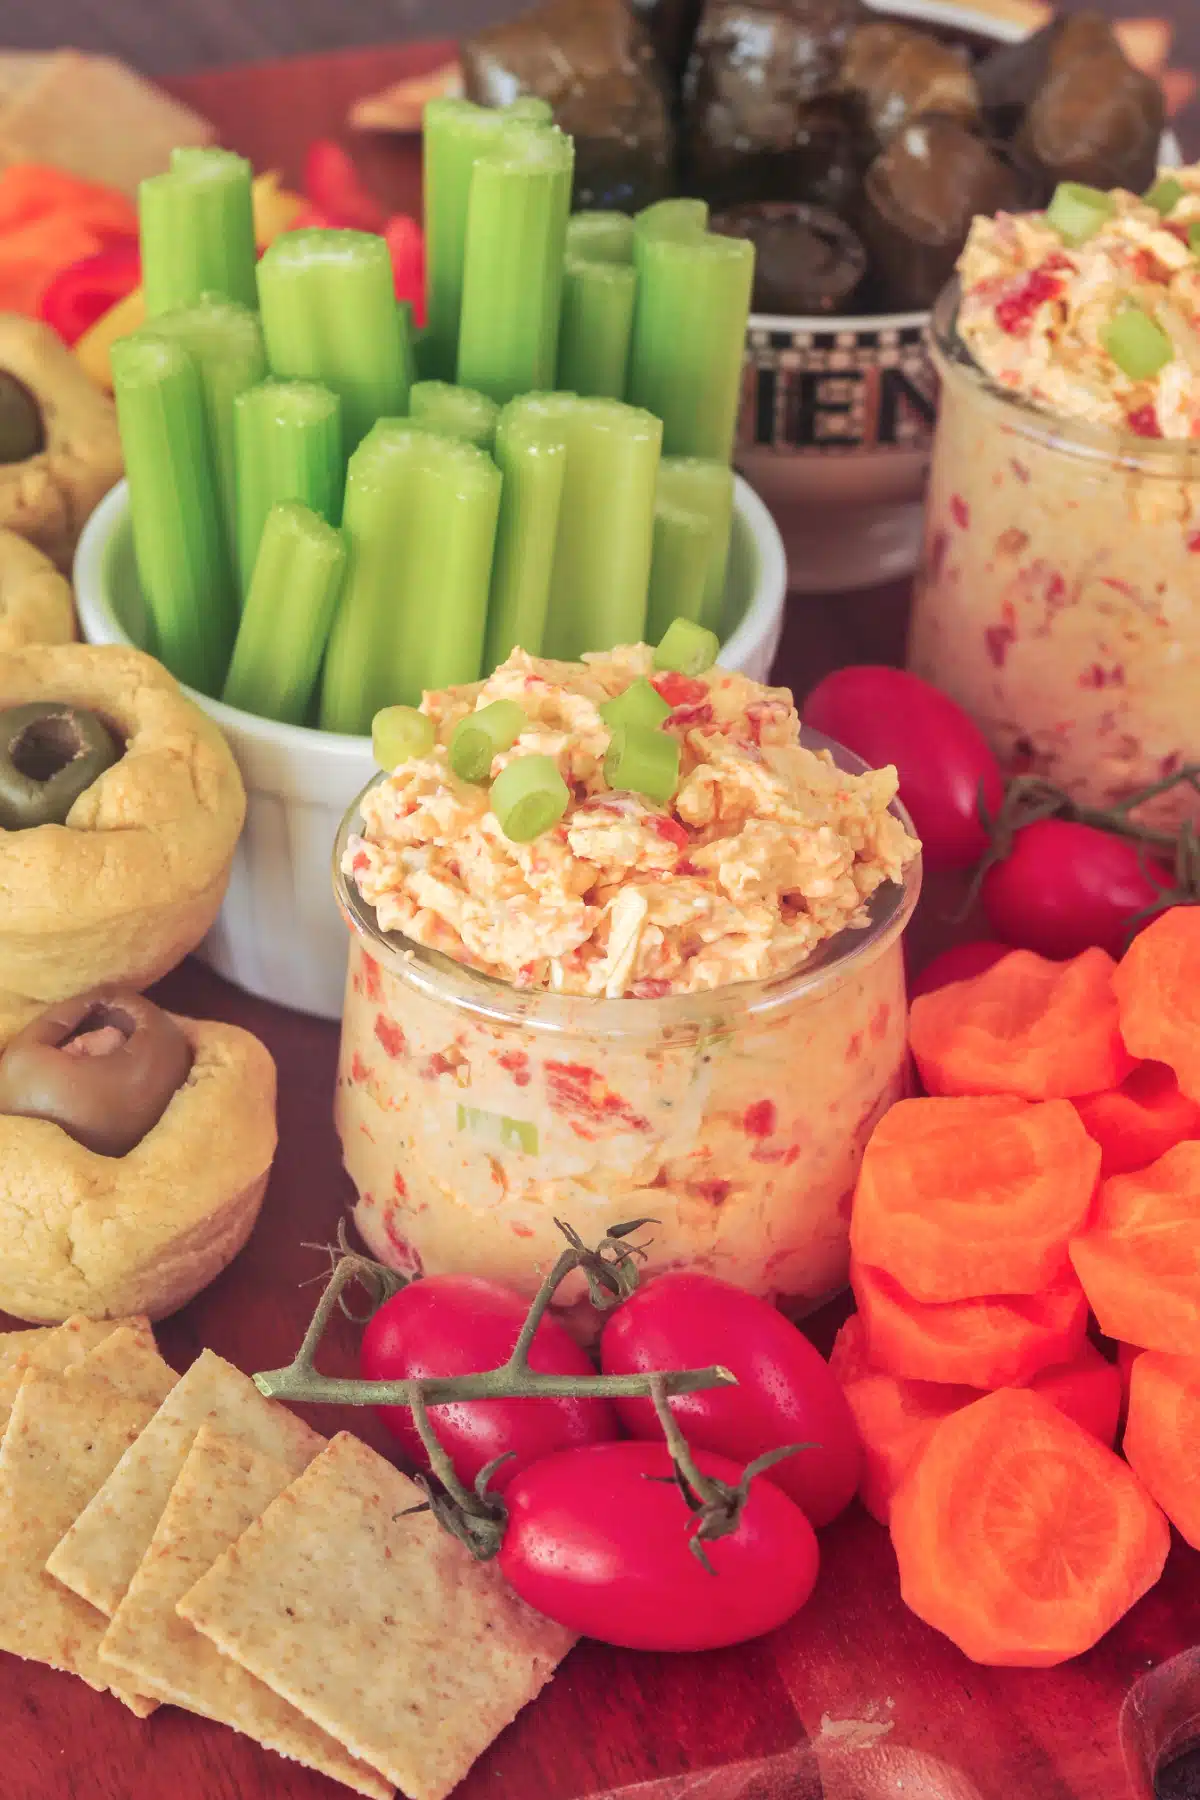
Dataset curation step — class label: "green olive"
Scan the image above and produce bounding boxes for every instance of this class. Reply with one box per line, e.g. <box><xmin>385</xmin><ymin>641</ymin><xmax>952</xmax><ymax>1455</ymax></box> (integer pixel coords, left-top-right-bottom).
<box><xmin>0</xmin><ymin>371</ymin><xmax>45</xmax><ymax>465</ymax></box>
<box><xmin>0</xmin><ymin>987</ymin><xmax>193</xmax><ymax>1157</ymax></box>
<box><xmin>0</xmin><ymin>702</ymin><xmax>121</xmax><ymax>830</ymax></box>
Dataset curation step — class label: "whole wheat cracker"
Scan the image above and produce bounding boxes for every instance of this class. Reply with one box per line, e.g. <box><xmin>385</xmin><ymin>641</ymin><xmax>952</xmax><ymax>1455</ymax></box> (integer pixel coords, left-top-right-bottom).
<box><xmin>179</xmin><ymin>1430</ymin><xmax>575</xmax><ymax>1800</ymax></box>
<box><xmin>47</xmin><ymin>1347</ymin><xmax>324</xmax><ymax>1617</ymax></box>
<box><xmin>99</xmin><ymin>1427</ymin><xmax>391</xmax><ymax>1800</ymax></box>
<box><xmin>0</xmin><ymin>1328</ymin><xmax>176</xmax><ymax>1715</ymax></box>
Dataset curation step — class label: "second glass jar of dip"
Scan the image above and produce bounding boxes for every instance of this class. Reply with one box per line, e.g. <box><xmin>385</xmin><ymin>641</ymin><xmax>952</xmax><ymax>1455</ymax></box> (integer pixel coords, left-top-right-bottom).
<box><xmin>332</xmin><ymin>736</ymin><xmax>921</xmax><ymax>1332</ymax></box>
<box><xmin>908</xmin><ymin>284</ymin><xmax>1200</xmax><ymax>829</ymax></box>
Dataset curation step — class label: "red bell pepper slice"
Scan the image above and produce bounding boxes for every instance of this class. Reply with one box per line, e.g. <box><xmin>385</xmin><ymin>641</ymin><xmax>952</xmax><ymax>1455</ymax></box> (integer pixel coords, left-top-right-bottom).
<box><xmin>385</xmin><ymin>214</ymin><xmax>426</xmax><ymax>326</ymax></box>
<box><xmin>38</xmin><ymin>239</ymin><xmax>141</xmax><ymax>344</ymax></box>
<box><xmin>302</xmin><ymin>140</ymin><xmax>386</xmax><ymax>233</ymax></box>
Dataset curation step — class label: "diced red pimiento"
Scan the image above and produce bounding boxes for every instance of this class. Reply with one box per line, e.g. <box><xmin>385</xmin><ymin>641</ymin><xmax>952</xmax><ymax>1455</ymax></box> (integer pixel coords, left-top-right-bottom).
<box><xmin>677</xmin><ymin>858</ymin><xmax>701</xmax><ymax>877</ymax></box>
<box><xmin>995</xmin><ymin>266</ymin><xmax>1065</xmax><ymax>336</ymax></box>
<box><xmin>511</xmin><ymin>1221</ymin><xmax>534</xmax><ymax>1237</ymax></box>
<box><xmin>1131</xmin><ymin>248</ymin><xmax>1158</xmax><ymax>282</ymax></box>
<box><xmin>846</xmin><ymin>1031</ymin><xmax>864</xmax><ymax>1063</ymax></box>
<box><xmin>499</xmin><ymin>1048</ymin><xmax>533</xmax><ymax>1087</ymax></box>
<box><xmin>350</xmin><ymin>1052</ymin><xmax>369</xmax><ymax>1086</ymax></box>
<box><xmin>950</xmin><ymin>494</ymin><xmax>970</xmax><ymax>530</ymax></box>
<box><xmin>1127</xmin><ymin>405</ymin><xmax>1162</xmax><ymax>439</ymax></box>
<box><xmin>631</xmin><ymin>977</ymin><xmax>672</xmax><ymax>998</ymax></box>
<box><xmin>1011</xmin><ymin>459</ymin><xmax>1031</xmax><ymax>484</ymax></box>
<box><xmin>383</xmin><ymin>1216</ymin><xmax>423</xmax><ymax>1277</ymax></box>
<box><xmin>691</xmin><ymin>1178</ymin><xmax>732</xmax><ymax>1205</ymax></box>
<box><xmin>667</xmin><ymin>702</ymin><xmax>715</xmax><ymax>731</ymax></box>
<box><xmin>651</xmin><ymin>816</ymin><xmax>690</xmax><ymax>849</ymax></box>
<box><xmin>870</xmin><ymin>1002</ymin><xmax>892</xmax><ymax>1042</ymax></box>
<box><xmin>1078</xmin><ymin>664</ymin><xmax>1126</xmax><ymax>690</ymax></box>
<box><xmin>751</xmin><ymin>1143</ymin><xmax>802</xmax><ymax>1165</ymax></box>
<box><xmin>353</xmin><ymin>851</ymin><xmax>369</xmax><ymax>873</ymax></box>
<box><xmin>545</xmin><ymin>1060</ymin><xmax>651</xmax><ymax>1132</ymax></box>
<box><xmin>393</xmin><ymin>1171</ymin><xmax>408</xmax><ymax>1198</ymax></box>
<box><xmin>374</xmin><ymin>1014</ymin><xmax>407</xmax><ymax>1059</ymax></box>
<box><xmin>928</xmin><ymin>528</ymin><xmax>949</xmax><ymax>583</ymax></box>
<box><xmin>361</xmin><ymin>954</ymin><xmax>382</xmax><ymax>1002</ymax></box>
<box><xmin>743</xmin><ymin>1099</ymin><xmax>777</xmax><ymax>1138</ymax></box>
<box><xmin>652</xmin><ymin>672</ymin><xmax>708</xmax><ymax>709</ymax></box>
<box><xmin>419</xmin><ymin>1051</ymin><xmax>456</xmax><ymax>1081</ymax></box>
<box><xmin>985</xmin><ymin>622</ymin><xmax>1016</xmax><ymax>669</ymax></box>
<box><xmin>1187</xmin><ymin>532</ymin><xmax>1200</xmax><ymax>553</ymax></box>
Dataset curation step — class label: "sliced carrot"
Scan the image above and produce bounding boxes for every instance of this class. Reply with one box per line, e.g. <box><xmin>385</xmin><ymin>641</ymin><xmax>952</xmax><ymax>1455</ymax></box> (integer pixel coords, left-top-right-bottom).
<box><xmin>1123</xmin><ymin>1353</ymin><xmax>1200</xmax><ymax>1549</ymax></box>
<box><xmin>850</xmin><ymin>1094</ymin><xmax>1099</xmax><ymax>1303</ymax></box>
<box><xmin>1069</xmin><ymin>1142</ymin><xmax>1200</xmax><ymax>1354</ymax></box>
<box><xmin>852</xmin><ymin>1259</ymin><xmax>1089</xmax><ymax>1388</ymax></box>
<box><xmin>0</xmin><ymin>163</ymin><xmax>137</xmax><ymax>239</ymax></box>
<box><xmin>1074</xmin><ymin>1060</ymin><xmax>1200</xmax><ymax>1176</ymax></box>
<box><xmin>1113</xmin><ymin>909</ymin><xmax>1200</xmax><ymax>1104</ymax></box>
<box><xmin>1118</xmin><ymin>1341</ymin><xmax>1142</xmax><ymax>1426</ymax></box>
<box><xmin>828</xmin><ymin>1313</ymin><xmax>872</xmax><ymax>1386</ymax></box>
<box><xmin>890</xmin><ymin>1389</ymin><xmax>1170</xmax><ymax>1666</ymax></box>
<box><xmin>910</xmin><ymin>946</ymin><xmax>1134</xmax><ymax>1101</ymax></box>
<box><xmin>1026</xmin><ymin>1341</ymin><xmax>1121</xmax><ymax>1448</ymax></box>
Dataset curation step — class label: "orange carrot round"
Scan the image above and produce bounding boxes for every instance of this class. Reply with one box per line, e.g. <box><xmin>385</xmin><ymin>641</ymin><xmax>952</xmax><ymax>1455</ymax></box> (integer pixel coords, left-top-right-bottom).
<box><xmin>909</xmin><ymin>946</ymin><xmax>1134</xmax><ymax>1102</ymax></box>
<box><xmin>890</xmin><ymin>1389</ymin><xmax>1170</xmax><ymax>1666</ymax></box>
<box><xmin>1069</xmin><ymin>1142</ymin><xmax>1200</xmax><ymax>1355</ymax></box>
<box><xmin>1025</xmin><ymin>1341</ymin><xmax>1121</xmax><ymax>1448</ymax></box>
<box><xmin>850</xmin><ymin>1094</ymin><xmax>1099</xmax><ymax>1303</ymax></box>
<box><xmin>1114</xmin><ymin>909</ymin><xmax>1200</xmax><ymax>1104</ymax></box>
<box><xmin>851</xmin><ymin>1259</ymin><xmax>1089</xmax><ymax>1388</ymax></box>
<box><xmin>1074</xmin><ymin>1060</ymin><xmax>1200</xmax><ymax>1176</ymax></box>
<box><xmin>1123</xmin><ymin>1352</ymin><xmax>1200</xmax><ymax>1549</ymax></box>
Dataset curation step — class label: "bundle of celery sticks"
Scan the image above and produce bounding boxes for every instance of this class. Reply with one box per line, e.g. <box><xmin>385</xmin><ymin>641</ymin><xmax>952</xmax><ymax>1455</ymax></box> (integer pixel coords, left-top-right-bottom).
<box><xmin>112</xmin><ymin>109</ymin><xmax>755</xmax><ymax>736</ymax></box>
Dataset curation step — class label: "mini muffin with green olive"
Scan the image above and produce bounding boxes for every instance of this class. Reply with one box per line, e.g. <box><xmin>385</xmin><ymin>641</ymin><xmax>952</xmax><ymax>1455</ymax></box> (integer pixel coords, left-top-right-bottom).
<box><xmin>0</xmin><ymin>987</ymin><xmax>276</xmax><ymax>1322</ymax></box>
<box><xmin>0</xmin><ymin>528</ymin><xmax>76</xmax><ymax>651</ymax></box>
<box><xmin>0</xmin><ymin>641</ymin><xmax>245</xmax><ymax>1008</ymax></box>
<box><xmin>0</xmin><ymin>315</ymin><xmax>123</xmax><ymax>571</ymax></box>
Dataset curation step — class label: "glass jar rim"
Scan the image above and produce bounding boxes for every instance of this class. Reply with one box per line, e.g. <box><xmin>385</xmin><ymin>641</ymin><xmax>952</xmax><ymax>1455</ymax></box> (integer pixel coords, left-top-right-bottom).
<box><xmin>931</xmin><ymin>278</ymin><xmax>1200</xmax><ymax>476</ymax></box>
<box><xmin>332</xmin><ymin>727</ymin><xmax>922</xmax><ymax>1042</ymax></box>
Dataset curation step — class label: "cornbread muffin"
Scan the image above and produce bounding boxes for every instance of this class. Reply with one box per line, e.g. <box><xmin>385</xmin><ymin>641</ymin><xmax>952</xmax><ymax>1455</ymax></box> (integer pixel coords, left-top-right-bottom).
<box><xmin>0</xmin><ymin>1011</ymin><xmax>276</xmax><ymax>1322</ymax></box>
<box><xmin>0</xmin><ymin>527</ymin><xmax>75</xmax><ymax>650</ymax></box>
<box><xmin>0</xmin><ymin>642</ymin><xmax>245</xmax><ymax>1007</ymax></box>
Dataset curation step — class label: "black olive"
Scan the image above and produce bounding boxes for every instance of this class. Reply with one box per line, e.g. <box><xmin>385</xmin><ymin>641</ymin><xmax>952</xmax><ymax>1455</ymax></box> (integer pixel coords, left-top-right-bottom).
<box><xmin>0</xmin><ymin>702</ymin><xmax>121</xmax><ymax>830</ymax></box>
<box><xmin>0</xmin><ymin>371</ymin><xmax>46</xmax><ymax>465</ymax></box>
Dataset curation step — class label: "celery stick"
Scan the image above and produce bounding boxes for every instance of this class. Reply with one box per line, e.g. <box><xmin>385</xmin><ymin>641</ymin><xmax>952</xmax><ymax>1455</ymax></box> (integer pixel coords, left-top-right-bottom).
<box><xmin>222</xmin><ymin>501</ymin><xmax>346</xmax><ymax>724</ymax></box>
<box><xmin>484</xmin><ymin>409</ymin><xmax>566</xmax><ymax>671</ymax></box>
<box><xmin>320</xmin><ymin>423</ymin><xmax>501</xmax><ymax>732</ymax></box>
<box><xmin>627</xmin><ymin>225</ymin><xmax>754</xmax><ymax>462</ymax></box>
<box><xmin>457</xmin><ymin>123</ymin><xmax>574</xmax><ymax>403</ymax></box>
<box><xmin>234</xmin><ymin>380</ymin><xmax>344</xmax><ymax>601</ymax></box>
<box><xmin>110</xmin><ymin>332</ymin><xmax>236</xmax><ymax>697</ymax></box>
<box><xmin>148</xmin><ymin>297</ymin><xmax>266</xmax><ymax>587</ymax></box>
<box><xmin>139</xmin><ymin>147</ymin><xmax>258</xmax><ymax>316</ymax></box>
<box><xmin>557</xmin><ymin>255</ymin><xmax>636</xmax><ymax>399</ymax></box>
<box><xmin>398</xmin><ymin>301</ymin><xmax>418</xmax><ymax>394</ymax></box>
<box><xmin>647</xmin><ymin>500</ymin><xmax>713</xmax><ymax>641</ymax></box>
<box><xmin>257</xmin><ymin>229</ymin><xmax>410</xmax><ymax>451</ymax></box>
<box><xmin>657</xmin><ymin>455</ymin><xmax>735</xmax><ymax>633</ymax></box>
<box><xmin>502</xmin><ymin>393</ymin><xmax>661</xmax><ymax>663</ymax></box>
<box><xmin>634</xmin><ymin>198</ymin><xmax>709</xmax><ymax>243</ymax></box>
<box><xmin>566</xmin><ymin>211</ymin><xmax>635</xmax><ymax>265</ymax></box>
<box><xmin>409</xmin><ymin>379</ymin><xmax>499</xmax><ymax>450</ymax></box>
<box><xmin>423</xmin><ymin>99</ymin><xmax>516</xmax><ymax>380</ymax></box>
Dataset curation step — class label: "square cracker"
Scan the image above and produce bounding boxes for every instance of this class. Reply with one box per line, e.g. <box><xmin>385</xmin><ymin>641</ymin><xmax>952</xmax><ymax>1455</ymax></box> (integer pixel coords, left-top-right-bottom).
<box><xmin>100</xmin><ymin>1427</ymin><xmax>390</xmax><ymax>1800</ymax></box>
<box><xmin>0</xmin><ymin>1331</ymin><xmax>176</xmax><ymax>1715</ymax></box>
<box><xmin>179</xmin><ymin>1431</ymin><xmax>575</xmax><ymax>1800</ymax></box>
<box><xmin>0</xmin><ymin>1317</ymin><xmax>154</xmax><ymax>1438</ymax></box>
<box><xmin>47</xmin><ymin>1347</ymin><xmax>324</xmax><ymax>1617</ymax></box>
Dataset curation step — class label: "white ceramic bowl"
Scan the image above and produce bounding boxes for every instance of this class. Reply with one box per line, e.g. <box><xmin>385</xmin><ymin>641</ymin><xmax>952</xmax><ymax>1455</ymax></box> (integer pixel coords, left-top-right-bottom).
<box><xmin>74</xmin><ymin>476</ymin><xmax>787</xmax><ymax>1020</ymax></box>
<box><xmin>736</xmin><ymin>0</ymin><xmax>1182</xmax><ymax>594</ymax></box>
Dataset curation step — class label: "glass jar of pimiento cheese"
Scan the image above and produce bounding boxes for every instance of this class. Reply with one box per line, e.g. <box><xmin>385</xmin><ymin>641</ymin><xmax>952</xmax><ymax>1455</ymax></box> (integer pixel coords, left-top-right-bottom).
<box><xmin>332</xmin><ymin>733</ymin><xmax>920</xmax><ymax>1334</ymax></box>
<box><xmin>908</xmin><ymin>283</ymin><xmax>1200</xmax><ymax>830</ymax></box>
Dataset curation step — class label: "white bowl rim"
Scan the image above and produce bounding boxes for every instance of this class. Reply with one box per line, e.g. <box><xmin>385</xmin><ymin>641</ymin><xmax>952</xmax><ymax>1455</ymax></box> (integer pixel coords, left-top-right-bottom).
<box><xmin>742</xmin><ymin>0</ymin><xmax>1184</xmax><ymax>338</ymax></box>
<box><xmin>74</xmin><ymin>473</ymin><xmax>788</xmax><ymax>751</ymax></box>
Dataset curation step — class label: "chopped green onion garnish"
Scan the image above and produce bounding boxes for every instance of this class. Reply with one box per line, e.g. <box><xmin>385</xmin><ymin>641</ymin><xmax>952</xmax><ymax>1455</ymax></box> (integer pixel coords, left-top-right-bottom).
<box><xmin>1046</xmin><ymin>181</ymin><xmax>1116</xmax><ymax>246</ymax></box>
<box><xmin>450</xmin><ymin>699</ymin><xmax>527</xmax><ymax>781</ymax></box>
<box><xmin>604</xmin><ymin>723</ymin><xmax>681</xmax><ymax>807</ymax></box>
<box><xmin>599</xmin><ymin>678</ymin><xmax>672</xmax><ymax>731</ymax></box>
<box><xmin>1103</xmin><ymin>303</ymin><xmax>1175</xmax><ymax>380</ymax></box>
<box><xmin>653</xmin><ymin>617</ymin><xmax>720</xmax><ymax>675</ymax></box>
<box><xmin>490</xmin><ymin>753</ymin><xmax>569</xmax><ymax>842</ymax></box>
<box><xmin>1146</xmin><ymin>176</ymin><xmax>1185</xmax><ymax>217</ymax></box>
<box><xmin>372</xmin><ymin>705</ymin><xmax>435</xmax><ymax>768</ymax></box>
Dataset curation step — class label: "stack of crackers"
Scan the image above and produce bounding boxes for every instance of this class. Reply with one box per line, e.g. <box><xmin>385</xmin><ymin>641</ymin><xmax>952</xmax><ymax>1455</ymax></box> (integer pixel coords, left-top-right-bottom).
<box><xmin>0</xmin><ymin>1317</ymin><xmax>575</xmax><ymax>1799</ymax></box>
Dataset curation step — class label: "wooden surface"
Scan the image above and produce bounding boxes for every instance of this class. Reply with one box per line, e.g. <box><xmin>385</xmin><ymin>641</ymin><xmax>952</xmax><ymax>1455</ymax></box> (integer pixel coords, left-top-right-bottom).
<box><xmin>2</xmin><ymin>27</ymin><xmax>1200</xmax><ymax>1800</ymax></box>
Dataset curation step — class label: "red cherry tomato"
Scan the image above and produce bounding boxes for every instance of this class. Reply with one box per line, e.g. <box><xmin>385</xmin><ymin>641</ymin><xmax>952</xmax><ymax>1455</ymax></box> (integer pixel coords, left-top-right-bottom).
<box><xmin>980</xmin><ymin>819</ymin><xmax>1171</xmax><ymax>961</ymax></box>
<box><xmin>301</xmin><ymin>139</ymin><xmax>386</xmax><ymax>232</ymax></box>
<box><xmin>499</xmin><ymin>1439</ymin><xmax>819</xmax><ymax>1651</ymax></box>
<box><xmin>908</xmin><ymin>939</ymin><xmax>1012</xmax><ymax>1001</ymax></box>
<box><xmin>802</xmin><ymin>667</ymin><xmax>1003</xmax><ymax>872</ymax></box>
<box><xmin>360</xmin><ymin>1275</ymin><xmax>619</xmax><ymax>1492</ymax></box>
<box><xmin>600</xmin><ymin>1271</ymin><xmax>860</xmax><ymax>1526</ymax></box>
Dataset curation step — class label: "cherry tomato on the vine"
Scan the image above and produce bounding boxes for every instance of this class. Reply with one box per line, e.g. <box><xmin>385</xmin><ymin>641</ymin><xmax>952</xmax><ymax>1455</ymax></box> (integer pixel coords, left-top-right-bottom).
<box><xmin>499</xmin><ymin>1439</ymin><xmax>820</xmax><ymax>1651</ymax></box>
<box><xmin>908</xmin><ymin>939</ymin><xmax>1013</xmax><ymax>1001</ymax></box>
<box><xmin>600</xmin><ymin>1271</ymin><xmax>860</xmax><ymax>1526</ymax></box>
<box><xmin>980</xmin><ymin>819</ymin><xmax>1172</xmax><ymax>962</ymax></box>
<box><xmin>360</xmin><ymin>1275</ymin><xmax>619</xmax><ymax>1492</ymax></box>
<box><xmin>802</xmin><ymin>667</ymin><xmax>1003</xmax><ymax>872</ymax></box>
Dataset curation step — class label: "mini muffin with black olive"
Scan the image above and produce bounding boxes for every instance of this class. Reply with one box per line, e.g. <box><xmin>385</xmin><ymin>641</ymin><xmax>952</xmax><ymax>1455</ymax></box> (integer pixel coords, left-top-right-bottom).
<box><xmin>0</xmin><ymin>641</ymin><xmax>245</xmax><ymax>1009</ymax></box>
<box><xmin>0</xmin><ymin>316</ymin><xmax>123</xmax><ymax>571</ymax></box>
<box><xmin>0</xmin><ymin>986</ymin><xmax>276</xmax><ymax>1322</ymax></box>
